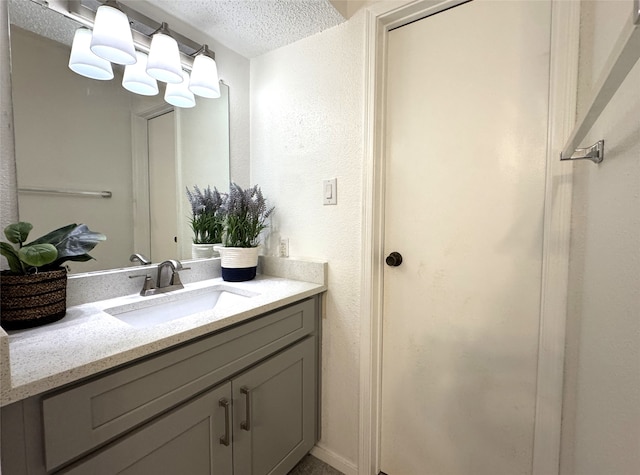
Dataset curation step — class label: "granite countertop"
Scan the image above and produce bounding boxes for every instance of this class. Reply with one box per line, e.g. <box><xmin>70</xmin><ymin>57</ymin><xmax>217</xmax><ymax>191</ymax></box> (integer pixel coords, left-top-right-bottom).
<box><xmin>0</xmin><ymin>259</ymin><xmax>327</xmax><ymax>406</ymax></box>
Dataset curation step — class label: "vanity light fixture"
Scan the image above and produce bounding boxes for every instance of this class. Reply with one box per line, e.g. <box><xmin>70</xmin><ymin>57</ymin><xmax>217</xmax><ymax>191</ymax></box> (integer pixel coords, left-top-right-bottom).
<box><xmin>89</xmin><ymin>0</ymin><xmax>137</xmax><ymax>65</ymax></box>
<box><xmin>68</xmin><ymin>28</ymin><xmax>114</xmax><ymax>81</ymax></box>
<box><xmin>122</xmin><ymin>51</ymin><xmax>159</xmax><ymax>96</ymax></box>
<box><xmin>58</xmin><ymin>0</ymin><xmax>222</xmax><ymax>106</ymax></box>
<box><xmin>189</xmin><ymin>45</ymin><xmax>221</xmax><ymax>98</ymax></box>
<box><xmin>146</xmin><ymin>22</ymin><xmax>184</xmax><ymax>84</ymax></box>
<box><xmin>165</xmin><ymin>71</ymin><xmax>196</xmax><ymax>108</ymax></box>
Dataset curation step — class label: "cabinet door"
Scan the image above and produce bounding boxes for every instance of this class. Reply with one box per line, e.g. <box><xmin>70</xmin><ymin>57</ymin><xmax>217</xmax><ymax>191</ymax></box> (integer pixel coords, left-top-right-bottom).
<box><xmin>233</xmin><ymin>337</ymin><xmax>317</xmax><ymax>475</ymax></box>
<box><xmin>59</xmin><ymin>382</ymin><xmax>233</xmax><ymax>475</ymax></box>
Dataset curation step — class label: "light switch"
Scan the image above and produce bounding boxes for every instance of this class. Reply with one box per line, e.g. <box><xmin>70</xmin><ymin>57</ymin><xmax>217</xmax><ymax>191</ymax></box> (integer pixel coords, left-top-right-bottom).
<box><xmin>323</xmin><ymin>178</ymin><xmax>337</xmax><ymax>205</ymax></box>
<box><xmin>325</xmin><ymin>183</ymin><xmax>333</xmax><ymax>199</ymax></box>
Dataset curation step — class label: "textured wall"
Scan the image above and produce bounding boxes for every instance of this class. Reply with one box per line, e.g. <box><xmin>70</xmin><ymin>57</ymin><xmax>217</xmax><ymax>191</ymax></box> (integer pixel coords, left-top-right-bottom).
<box><xmin>250</xmin><ymin>10</ymin><xmax>366</xmax><ymax>470</ymax></box>
<box><xmin>561</xmin><ymin>1</ymin><xmax>640</xmax><ymax>474</ymax></box>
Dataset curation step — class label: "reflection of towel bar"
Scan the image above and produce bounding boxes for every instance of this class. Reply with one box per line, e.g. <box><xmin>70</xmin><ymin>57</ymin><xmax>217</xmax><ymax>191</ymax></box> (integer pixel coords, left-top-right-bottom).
<box><xmin>18</xmin><ymin>188</ymin><xmax>112</xmax><ymax>198</ymax></box>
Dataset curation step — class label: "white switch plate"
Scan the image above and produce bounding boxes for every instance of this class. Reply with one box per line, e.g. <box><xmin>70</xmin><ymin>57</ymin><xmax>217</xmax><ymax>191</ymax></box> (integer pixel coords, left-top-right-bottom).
<box><xmin>323</xmin><ymin>178</ymin><xmax>337</xmax><ymax>205</ymax></box>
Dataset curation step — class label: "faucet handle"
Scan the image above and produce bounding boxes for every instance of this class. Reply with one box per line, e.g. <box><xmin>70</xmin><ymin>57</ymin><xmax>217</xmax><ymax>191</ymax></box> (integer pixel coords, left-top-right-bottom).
<box><xmin>129</xmin><ymin>274</ymin><xmax>156</xmax><ymax>296</ymax></box>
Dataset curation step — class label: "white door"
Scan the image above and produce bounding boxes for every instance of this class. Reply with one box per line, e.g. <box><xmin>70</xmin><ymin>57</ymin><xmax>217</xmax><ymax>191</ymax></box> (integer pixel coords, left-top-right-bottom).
<box><xmin>380</xmin><ymin>1</ymin><xmax>552</xmax><ymax>474</ymax></box>
<box><xmin>148</xmin><ymin>111</ymin><xmax>178</xmax><ymax>262</ymax></box>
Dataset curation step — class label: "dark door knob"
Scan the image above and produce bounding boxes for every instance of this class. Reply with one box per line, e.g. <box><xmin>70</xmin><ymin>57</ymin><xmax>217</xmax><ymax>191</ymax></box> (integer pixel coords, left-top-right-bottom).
<box><xmin>386</xmin><ymin>252</ymin><xmax>403</xmax><ymax>267</ymax></box>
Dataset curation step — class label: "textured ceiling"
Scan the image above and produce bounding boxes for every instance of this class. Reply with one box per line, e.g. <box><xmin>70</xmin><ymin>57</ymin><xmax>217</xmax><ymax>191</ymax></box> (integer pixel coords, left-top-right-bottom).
<box><xmin>145</xmin><ymin>0</ymin><xmax>347</xmax><ymax>58</ymax></box>
<box><xmin>8</xmin><ymin>0</ymin><xmax>78</xmax><ymax>48</ymax></box>
<box><xmin>9</xmin><ymin>0</ymin><xmax>347</xmax><ymax>59</ymax></box>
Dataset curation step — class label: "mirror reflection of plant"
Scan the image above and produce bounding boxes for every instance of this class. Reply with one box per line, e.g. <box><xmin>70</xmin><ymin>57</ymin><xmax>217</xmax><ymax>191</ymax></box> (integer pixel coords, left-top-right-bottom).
<box><xmin>186</xmin><ymin>185</ymin><xmax>226</xmax><ymax>244</ymax></box>
<box><xmin>0</xmin><ymin>222</ymin><xmax>106</xmax><ymax>275</ymax></box>
<box><xmin>223</xmin><ymin>183</ymin><xmax>275</xmax><ymax>248</ymax></box>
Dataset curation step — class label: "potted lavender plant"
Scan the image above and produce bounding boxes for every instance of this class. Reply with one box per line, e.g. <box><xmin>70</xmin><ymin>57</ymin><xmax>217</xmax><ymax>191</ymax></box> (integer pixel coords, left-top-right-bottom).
<box><xmin>217</xmin><ymin>183</ymin><xmax>274</xmax><ymax>282</ymax></box>
<box><xmin>186</xmin><ymin>185</ymin><xmax>225</xmax><ymax>259</ymax></box>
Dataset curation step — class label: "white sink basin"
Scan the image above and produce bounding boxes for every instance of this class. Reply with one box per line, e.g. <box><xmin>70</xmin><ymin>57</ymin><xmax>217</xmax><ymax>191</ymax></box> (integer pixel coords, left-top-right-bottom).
<box><xmin>105</xmin><ymin>287</ymin><xmax>256</xmax><ymax>328</ymax></box>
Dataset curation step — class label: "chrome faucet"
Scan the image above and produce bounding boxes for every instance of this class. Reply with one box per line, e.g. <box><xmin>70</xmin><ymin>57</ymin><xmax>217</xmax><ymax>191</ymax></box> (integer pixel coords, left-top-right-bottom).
<box><xmin>129</xmin><ymin>259</ymin><xmax>190</xmax><ymax>296</ymax></box>
<box><xmin>129</xmin><ymin>253</ymin><xmax>151</xmax><ymax>266</ymax></box>
<box><xmin>156</xmin><ymin>260</ymin><xmax>186</xmax><ymax>289</ymax></box>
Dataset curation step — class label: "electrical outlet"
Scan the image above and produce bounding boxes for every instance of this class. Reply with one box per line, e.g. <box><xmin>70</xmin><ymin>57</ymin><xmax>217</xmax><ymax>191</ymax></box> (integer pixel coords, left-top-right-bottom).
<box><xmin>279</xmin><ymin>238</ymin><xmax>289</xmax><ymax>258</ymax></box>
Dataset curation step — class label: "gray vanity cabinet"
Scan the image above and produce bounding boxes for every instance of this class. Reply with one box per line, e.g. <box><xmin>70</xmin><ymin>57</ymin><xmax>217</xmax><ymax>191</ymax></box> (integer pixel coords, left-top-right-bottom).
<box><xmin>1</xmin><ymin>296</ymin><xmax>320</xmax><ymax>475</ymax></box>
<box><xmin>61</xmin><ymin>337</ymin><xmax>316</xmax><ymax>475</ymax></box>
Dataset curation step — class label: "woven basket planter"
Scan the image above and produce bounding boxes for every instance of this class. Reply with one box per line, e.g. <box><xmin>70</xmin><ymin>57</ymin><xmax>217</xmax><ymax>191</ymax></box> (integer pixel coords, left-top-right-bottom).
<box><xmin>1</xmin><ymin>268</ymin><xmax>67</xmax><ymax>330</ymax></box>
<box><xmin>215</xmin><ymin>246</ymin><xmax>259</xmax><ymax>282</ymax></box>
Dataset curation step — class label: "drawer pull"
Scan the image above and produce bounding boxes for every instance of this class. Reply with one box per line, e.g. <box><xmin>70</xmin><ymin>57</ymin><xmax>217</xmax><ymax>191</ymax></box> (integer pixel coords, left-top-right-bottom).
<box><xmin>240</xmin><ymin>386</ymin><xmax>251</xmax><ymax>431</ymax></box>
<box><xmin>219</xmin><ymin>398</ymin><xmax>230</xmax><ymax>446</ymax></box>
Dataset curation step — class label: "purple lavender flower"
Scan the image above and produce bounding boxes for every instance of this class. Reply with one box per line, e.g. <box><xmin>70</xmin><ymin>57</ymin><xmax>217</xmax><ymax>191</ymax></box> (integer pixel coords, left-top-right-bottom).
<box><xmin>186</xmin><ymin>185</ymin><xmax>227</xmax><ymax>244</ymax></box>
<box><xmin>223</xmin><ymin>183</ymin><xmax>274</xmax><ymax>248</ymax></box>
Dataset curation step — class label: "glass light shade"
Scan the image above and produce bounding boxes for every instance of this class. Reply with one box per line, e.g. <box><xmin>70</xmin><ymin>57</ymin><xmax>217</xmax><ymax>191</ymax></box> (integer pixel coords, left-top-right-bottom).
<box><xmin>68</xmin><ymin>28</ymin><xmax>114</xmax><ymax>80</ymax></box>
<box><xmin>122</xmin><ymin>52</ymin><xmax>159</xmax><ymax>96</ymax></box>
<box><xmin>90</xmin><ymin>4</ymin><xmax>136</xmax><ymax>65</ymax></box>
<box><xmin>189</xmin><ymin>53</ymin><xmax>221</xmax><ymax>98</ymax></box>
<box><xmin>165</xmin><ymin>71</ymin><xmax>196</xmax><ymax>108</ymax></box>
<box><xmin>146</xmin><ymin>32</ymin><xmax>183</xmax><ymax>84</ymax></box>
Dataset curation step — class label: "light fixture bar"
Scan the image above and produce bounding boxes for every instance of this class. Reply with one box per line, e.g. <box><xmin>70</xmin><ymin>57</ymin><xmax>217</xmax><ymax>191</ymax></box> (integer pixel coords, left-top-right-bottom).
<box><xmin>112</xmin><ymin>2</ymin><xmax>202</xmax><ymax>53</ymax></box>
<box><xmin>43</xmin><ymin>0</ymin><xmax>204</xmax><ymax>71</ymax></box>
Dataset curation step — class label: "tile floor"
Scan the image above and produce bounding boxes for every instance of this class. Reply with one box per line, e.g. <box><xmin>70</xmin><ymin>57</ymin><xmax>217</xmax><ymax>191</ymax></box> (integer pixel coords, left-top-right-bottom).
<box><xmin>288</xmin><ymin>454</ymin><xmax>344</xmax><ymax>475</ymax></box>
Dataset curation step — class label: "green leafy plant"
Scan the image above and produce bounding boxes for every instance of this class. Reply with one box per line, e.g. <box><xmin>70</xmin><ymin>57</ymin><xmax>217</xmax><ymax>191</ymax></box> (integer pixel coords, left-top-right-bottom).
<box><xmin>0</xmin><ymin>222</ymin><xmax>106</xmax><ymax>275</ymax></box>
<box><xmin>186</xmin><ymin>185</ymin><xmax>226</xmax><ymax>244</ymax></box>
<box><xmin>222</xmin><ymin>183</ymin><xmax>274</xmax><ymax>248</ymax></box>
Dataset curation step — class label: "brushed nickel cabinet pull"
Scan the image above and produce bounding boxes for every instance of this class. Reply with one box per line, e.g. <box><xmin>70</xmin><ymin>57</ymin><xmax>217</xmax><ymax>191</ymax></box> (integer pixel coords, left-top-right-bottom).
<box><xmin>218</xmin><ymin>398</ymin><xmax>230</xmax><ymax>446</ymax></box>
<box><xmin>240</xmin><ymin>386</ymin><xmax>251</xmax><ymax>431</ymax></box>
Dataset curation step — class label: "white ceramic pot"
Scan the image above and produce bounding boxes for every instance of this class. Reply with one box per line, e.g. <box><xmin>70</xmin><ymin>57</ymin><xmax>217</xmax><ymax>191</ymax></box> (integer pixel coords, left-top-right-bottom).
<box><xmin>191</xmin><ymin>243</ymin><xmax>215</xmax><ymax>259</ymax></box>
<box><xmin>215</xmin><ymin>246</ymin><xmax>259</xmax><ymax>281</ymax></box>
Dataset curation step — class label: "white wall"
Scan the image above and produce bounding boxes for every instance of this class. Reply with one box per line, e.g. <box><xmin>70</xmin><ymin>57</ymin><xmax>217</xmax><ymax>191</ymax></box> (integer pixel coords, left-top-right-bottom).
<box><xmin>250</xmin><ymin>10</ymin><xmax>367</xmax><ymax>471</ymax></box>
<box><xmin>561</xmin><ymin>1</ymin><xmax>640</xmax><ymax>474</ymax></box>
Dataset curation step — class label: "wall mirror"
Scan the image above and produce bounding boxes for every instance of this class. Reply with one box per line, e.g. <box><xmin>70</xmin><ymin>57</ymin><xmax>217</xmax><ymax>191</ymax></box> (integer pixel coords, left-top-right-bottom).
<box><xmin>8</xmin><ymin>0</ymin><xmax>230</xmax><ymax>273</ymax></box>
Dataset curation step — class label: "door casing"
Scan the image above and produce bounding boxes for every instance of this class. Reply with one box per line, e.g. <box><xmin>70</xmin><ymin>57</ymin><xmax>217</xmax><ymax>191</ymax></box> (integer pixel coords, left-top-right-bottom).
<box><xmin>358</xmin><ymin>1</ymin><xmax>580</xmax><ymax>474</ymax></box>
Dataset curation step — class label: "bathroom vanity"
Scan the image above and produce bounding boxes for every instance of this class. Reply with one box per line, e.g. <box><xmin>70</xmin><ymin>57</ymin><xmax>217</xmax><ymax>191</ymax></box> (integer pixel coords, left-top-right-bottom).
<box><xmin>0</xmin><ymin>259</ymin><xmax>327</xmax><ymax>475</ymax></box>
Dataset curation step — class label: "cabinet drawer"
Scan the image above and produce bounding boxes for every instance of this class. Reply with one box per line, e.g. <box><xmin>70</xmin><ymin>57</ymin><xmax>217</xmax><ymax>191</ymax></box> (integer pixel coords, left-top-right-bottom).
<box><xmin>42</xmin><ymin>297</ymin><xmax>316</xmax><ymax>471</ymax></box>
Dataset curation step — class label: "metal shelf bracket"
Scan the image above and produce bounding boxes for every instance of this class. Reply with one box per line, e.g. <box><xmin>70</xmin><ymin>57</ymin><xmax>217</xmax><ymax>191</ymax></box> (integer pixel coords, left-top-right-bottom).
<box><xmin>560</xmin><ymin>140</ymin><xmax>604</xmax><ymax>164</ymax></box>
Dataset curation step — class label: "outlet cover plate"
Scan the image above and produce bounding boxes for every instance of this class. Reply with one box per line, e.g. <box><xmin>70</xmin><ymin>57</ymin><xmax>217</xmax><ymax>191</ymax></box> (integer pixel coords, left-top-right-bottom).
<box><xmin>279</xmin><ymin>238</ymin><xmax>289</xmax><ymax>257</ymax></box>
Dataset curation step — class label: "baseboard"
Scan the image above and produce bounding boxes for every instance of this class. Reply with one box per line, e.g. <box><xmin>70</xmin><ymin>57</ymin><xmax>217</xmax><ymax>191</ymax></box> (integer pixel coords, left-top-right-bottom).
<box><xmin>311</xmin><ymin>443</ymin><xmax>358</xmax><ymax>475</ymax></box>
